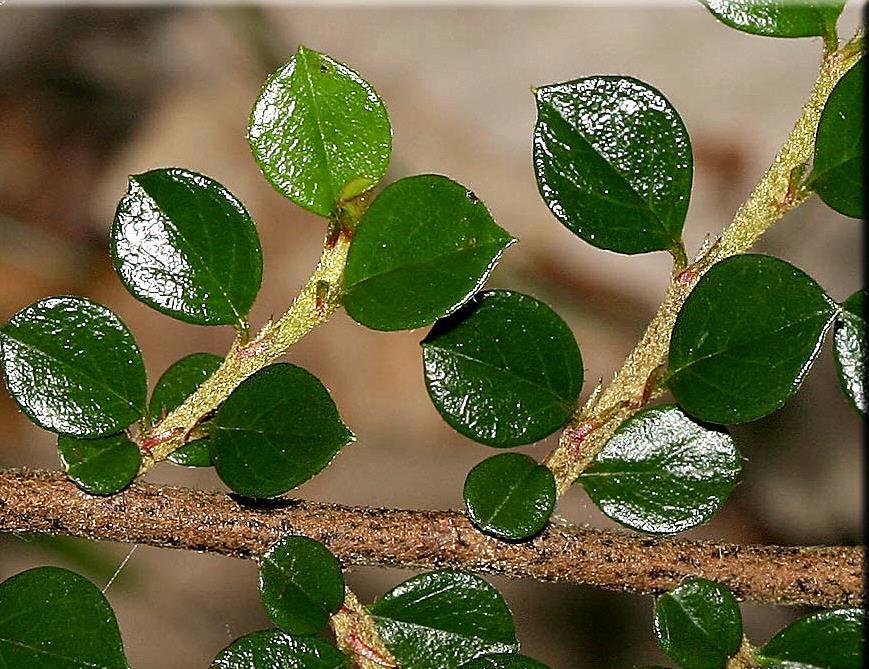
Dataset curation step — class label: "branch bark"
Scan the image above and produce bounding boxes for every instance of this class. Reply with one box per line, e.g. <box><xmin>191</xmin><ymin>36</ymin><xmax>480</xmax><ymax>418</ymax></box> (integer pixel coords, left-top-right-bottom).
<box><xmin>0</xmin><ymin>469</ymin><xmax>862</xmax><ymax>609</ymax></box>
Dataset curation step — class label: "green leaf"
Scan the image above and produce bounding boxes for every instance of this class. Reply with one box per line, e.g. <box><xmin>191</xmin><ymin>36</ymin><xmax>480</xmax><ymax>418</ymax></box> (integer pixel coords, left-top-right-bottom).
<box><xmin>422</xmin><ymin>290</ymin><xmax>583</xmax><ymax>447</ymax></box>
<box><xmin>368</xmin><ymin>570</ymin><xmax>518</xmax><ymax>669</ymax></box>
<box><xmin>810</xmin><ymin>57</ymin><xmax>865</xmax><ymax>219</ymax></box>
<box><xmin>0</xmin><ymin>566</ymin><xmax>127</xmax><ymax>668</ymax></box>
<box><xmin>212</xmin><ymin>629</ymin><xmax>348</xmax><ymax>669</ymax></box>
<box><xmin>112</xmin><ymin>168</ymin><xmax>263</xmax><ymax>327</ymax></box>
<box><xmin>668</xmin><ymin>254</ymin><xmax>837</xmax><ymax>424</ymax></box>
<box><xmin>58</xmin><ymin>432</ymin><xmax>142</xmax><ymax>495</ymax></box>
<box><xmin>654</xmin><ymin>578</ymin><xmax>743</xmax><ymax>669</ymax></box>
<box><xmin>700</xmin><ymin>1</ymin><xmax>845</xmax><ymax>39</ymax></box>
<box><xmin>343</xmin><ymin>175</ymin><xmax>515</xmax><ymax>331</ymax></box>
<box><xmin>150</xmin><ymin>352</ymin><xmax>224</xmax><ymax>467</ymax></box>
<box><xmin>578</xmin><ymin>405</ymin><xmax>741</xmax><ymax>534</ymax></box>
<box><xmin>209</xmin><ymin>363</ymin><xmax>354</xmax><ymax>499</ymax></box>
<box><xmin>533</xmin><ymin>76</ymin><xmax>692</xmax><ymax>255</ymax></box>
<box><xmin>463</xmin><ymin>453</ymin><xmax>556</xmax><ymax>541</ymax></box>
<box><xmin>759</xmin><ymin>609</ymin><xmax>863</xmax><ymax>669</ymax></box>
<box><xmin>833</xmin><ymin>290</ymin><xmax>866</xmax><ymax>417</ymax></box>
<box><xmin>248</xmin><ymin>45</ymin><xmax>392</xmax><ymax>216</ymax></box>
<box><xmin>259</xmin><ymin>536</ymin><xmax>345</xmax><ymax>635</ymax></box>
<box><xmin>0</xmin><ymin>296</ymin><xmax>147</xmax><ymax>437</ymax></box>
<box><xmin>460</xmin><ymin>654</ymin><xmax>551</xmax><ymax>669</ymax></box>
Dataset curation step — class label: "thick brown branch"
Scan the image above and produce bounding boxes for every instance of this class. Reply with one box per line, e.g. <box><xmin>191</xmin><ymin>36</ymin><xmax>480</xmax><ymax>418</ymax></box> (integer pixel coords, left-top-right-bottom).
<box><xmin>0</xmin><ymin>469</ymin><xmax>862</xmax><ymax>608</ymax></box>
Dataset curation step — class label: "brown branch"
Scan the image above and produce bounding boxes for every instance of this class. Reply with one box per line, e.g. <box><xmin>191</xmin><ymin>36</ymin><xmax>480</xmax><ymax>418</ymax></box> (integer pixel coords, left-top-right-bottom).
<box><xmin>0</xmin><ymin>469</ymin><xmax>862</xmax><ymax>608</ymax></box>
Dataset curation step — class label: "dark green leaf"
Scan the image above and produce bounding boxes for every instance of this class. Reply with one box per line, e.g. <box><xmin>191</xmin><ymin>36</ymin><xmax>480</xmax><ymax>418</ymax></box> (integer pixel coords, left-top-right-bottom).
<box><xmin>533</xmin><ymin>76</ymin><xmax>691</xmax><ymax>255</ymax></box>
<box><xmin>463</xmin><ymin>453</ymin><xmax>556</xmax><ymax>541</ymax></box>
<box><xmin>112</xmin><ymin>168</ymin><xmax>263</xmax><ymax>327</ymax></box>
<box><xmin>700</xmin><ymin>1</ymin><xmax>845</xmax><ymax>39</ymax></box>
<box><xmin>654</xmin><ymin>578</ymin><xmax>743</xmax><ymax>669</ymax></box>
<box><xmin>760</xmin><ymin>609</ymin><xmax>863</xmax><ymax>669</ymax></box>
<box><xmin>810</xmin><ymin>57</ymin><xmax>865</xmax><ymax>218</ymax></box>
<box><xmin>833</xmin><ymin>290</ymin><xmax>866</xmax><ymax>417</ymax></box>
<box><xmin>460</xmin><ymin>654</ymin><xmax>551</xmax><ymax>669</ymax></box>
<box><xmin>259</xmin><ymin>536</ymin><xmax>345</xmax><ymax>635</ymax></box>
<box><xmin>248</xmin><ymin>45</ymin><xmax>392</xmax><ymax>216</ymax></box>
<box><xmin>209</xmin><ymin>363</ymin><xmax>353</xmax><ymax>498</ymax></box>
<box><xmin>0</xmin><ymin>296</ymin><xmax>147</xmax><ymax>437</ymax></box>
<box><xmin>0</xmin><ymin>566</ymin><xmax>127</xmax><ymax>668</ymax></box>
<box><xmin>668</xmin><ymin>254</ymin><xmax>837</xmax><ymax>424</ymax></box>
<box><xmin>150</xmin><ymin>352</ymin><xmax>224</xmax><ymax>467</ymax></box>
<box><xmin>58</xmin><ymin>432</ymin><xmax>141</xmax><ymax>495</ymax></box>
<box><xmin>422</xmin><ymin>290</ymin><xmax>583</xmax><ymax>446</ymax></box>
<box><xmin>368</xmin><ymin>570</ymin><xmax>518</xmax><ymax>669</ymax></box>
<box><xmin>343</xmin><ymin>175</ymin><xmax>515</xmax><ymax>331</ymax></box>
<box><xmin>578</xmin><ymin>405</ymin><xmax>741</xmax><ymax>534</ymax></box>
<box><xmin>212</xmin><ymin>629</ymin><xmax>348</xmax><ymax>669</ymax></box>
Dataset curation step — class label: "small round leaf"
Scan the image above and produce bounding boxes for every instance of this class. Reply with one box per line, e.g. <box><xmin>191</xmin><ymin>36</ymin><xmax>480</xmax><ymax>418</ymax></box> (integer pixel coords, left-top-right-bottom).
<box><xmin>422</xmin><ymin>290</ymin><xmax>583</xmax><ymax>447</ymax></box>
<box><xmin>578</xmin><ymin>405</ymin><xmax>741</xmax><ymax>534</ymax></box>
<box><xmin>212</xmin><ymin>629</ymin><xmax>348</xmax><ymax>669</ymax></box>
<box><xmin>0</xmin><ymin>296</ymin><xmax>147</xmax><ymax>437</ymax></box>
<box><xmin>58</xmin><ymin>432</ymin><xmax>142</xmax><ymax>495</ymax></box>
<box><xmin>460</xmin><ymin>654</ymin><xmax>551</xmax><ymax>669</ymax></box>
<box><xmin>701</xmin><ymin>1</ymin><xmax>845</xmax><ymax>39</ymax></box>
<box><xmin>668</xmin><ymin>254</ymin><xmax>837</xmax><ymax>424</ymax></box>
<box><xmin>464</xmin><ymin>453</ymin><xmax>556</xmax><ymax>541</ymax></box>
<box><xmin>259</xmin><ymin>536</ymin><xmax>345</xmax><ymax>635</ymax></box>
<box><xmin>112</xmin><ymin>168</ymin><xmax>263</xmax><ymax>326</ymax></box>
<box><xmin>248</xmin><ymin>45</ymin><xmax>392</xmax><ymax>216</ymax></box>
<box><xmin>209</xmin><ymin>363</ymin><xmax>354</xmax><ymax>499</ymax></box>
<box><xmin>760</xmin><ymin>608</ymin><xmax>863</xmax><ymax>669</ymax></box>
<box><xmin>833</xmin><ymin>290</ymin><xmax>866</xmax><ymax>417</ymax></box>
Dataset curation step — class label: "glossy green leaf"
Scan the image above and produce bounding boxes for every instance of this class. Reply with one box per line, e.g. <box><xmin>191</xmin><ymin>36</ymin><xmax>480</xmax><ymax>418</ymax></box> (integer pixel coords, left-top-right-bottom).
<box><xmin>212</xmin><ymin>629</ymin><xmax>348</xmax><ymax>669</ymax></box>
<box><xmin>58</xmin><ymin>432</ymin><xmax>141</xmax><ymax>495</ymax></box>
<box><xmin>700</xmin><ymin>0</ymin><xmax>845</xmax><ymax>39</ymax></box>
<box><xmin>248</xmin><ymin>45</ymin><xmax>392</xmax><ymax>216</ymax></box>
<box><xmin>112</xmin><ymin>168</ymin><xmax>263</xmax><ymax>327</ymax></box>
<box><xmin>422</xmin><ymin>290</ymin><xmax>583</xmax><ymax>447</ymax></box>
<box><xmin>654</xmin><ymin>578</ymin><xmax>743</xmax><ymax>669</ymax></box>
<box><xmin>668</xmin><ymin>254</ymin><xmax>837</xmax><ymax>424</ymax></box>
<box><xmin>533</xmin><ymin>76</ymin><xmax>691</xmax><ymax>255</ymax></box>
<box><xmin>810</xmin><ymin>57</ymin><xmax>865</xmax><ymax>218</ymax></box>
<box><xmin>0</xmin><ymin>296</ymin><xmax>147</xmax><ymax>437</ymax></box>
<box><xmin>463</xmin><ymin>453</ymin><xmax>556</xmax><ymax>541</ymax></box>
<box><xmin>209</xmin><ymin>363</ymin><xmax>353</xmax><ymax>498</ymax></box>
<box><xmin>460</xmin><ymin>654</ymin><xmax>551</xmax><ymax>669</ymax></box>
<box><xmin>578</xmin><ymin>405</ymin><xmax>741</xmax><ymax>534</ymax></box>
<box><xmin>259</xmin><ymin>536</ymin><xmax>345</xmax><ymax>635</ymax></box>
<box><xmin>0</xmin><ymin>566</ymin><xmax>127</xmax><ymax>668</ymax></box>
<box><xmin>150</xmin><ymin>352</ymin><xmax>223</xmax><ymax>467</ymax></box>
<box><xmin>759</xmin><ymin>609</ymin><xmax>863</xmax><ymax>669</ymax></box>
<box><xmin>368</xmin><ymin>570</ymin><xmax>518</xmax><ymax>669</ymax></box>
<box><xmin>833</xmin><ymin>290</ymin><xmax>866</xmax><ymax>417</ymax></box>
<box><xmin>343</xmin><ymin>175</ymin><xmax>515</xmax><ymax>331</ymax></box>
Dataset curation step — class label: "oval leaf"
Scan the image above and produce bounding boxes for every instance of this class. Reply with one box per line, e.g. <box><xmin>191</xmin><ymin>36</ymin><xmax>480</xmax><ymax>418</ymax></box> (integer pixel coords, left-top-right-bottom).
<box><xmin>212</xmin><ymin>629</ymin><xmax>348</xmax><ymax>669</ymax></box>
<box><xmin>533</xmin><ymin>76</ymin><xmax>691</xmax><ymax>255</ymax></box>
<box><xmin>464</xmin><ymin>452</ymin><xmax>556</xmax><ymax>541</ymax></box>
<box><xmin>248</xmin><ymin>45</ymin><xmax>392</xmax><ymax>216</ymax></box>
<box><xmin>701</xmin><ymin>0</ymin><xmax>845</xmax><ymax>39</ymax></box>
<box><xmin>833</xmin><ymin>290</ymin><xmax>866</xmax><ymax>417</ymax></box>
<box><xmin>578</xmin><ymin>405</ymin><xmax>741</xmax><ymax>534</ymax></box>
<box><xmin>810</xmin><ymin>57</ymin><xmax>865</xmax><ymax>218</ymax></box>
<box><xmin>654</xmin><ymin>578</ymin><xmax>743</xmax><ymax>669</ymax></box>
<box><xmin>760</xmin><ymin>608</ymin><xmax>863</xmax><ymax>669</ymax></box>
<box><xmin>0</xmin><ymin>296</ymin><xmax>147</xmax><ymax>436</ymax></box>
<box><xmin>422</xmin><ymin>290</ymin><xmax>583</xmax><ymax>447</ymax></box>
<box><xmin>460</xmin><ymin>654</ymin><xmax>551</xmax><ymax>669</ymax></box>
<box><xmin>259</xmin><ymin>536</ymin><xmax>345</xmax><ymax>635</ymax></box>
<box><xmin>58</xmin><ymin>432</ymin><xmax>141</xmax><ymax>495</ymax></box>
<box><xmin>209</xmin><ymin>363</ymin><xmax>354</xmax><ymax>499</ymax></box>
<box><xmin>368</xmin><ymin>570</ymin><xmax>518</xmax><ymax>669</ymax></box>
<box><xmin>112</xmin><ymin>168</ymin><xmax>263</xmax><ymax>326</ymax></box>
<box><xmin>0</xmin><ymin>566</ymin><xmax>128</xmax><ymax>669</ymax></box>
<box><xmin>668</xmin><ymin>254</ymin><xmax>837</xmax><ymax>424</ymax></box>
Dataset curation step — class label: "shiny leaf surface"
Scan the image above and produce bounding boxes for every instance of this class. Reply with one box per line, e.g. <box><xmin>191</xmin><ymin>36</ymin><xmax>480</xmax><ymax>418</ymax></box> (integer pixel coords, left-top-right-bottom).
<box><xmin>833</xmin><ymin>290</ymin><xmax>866</xmax><ymax>417</ymax></box>
<box><xmin>112</xmin><ymin>168</ymin><xmax>263</xmax><ymax>327</ymax></box>
<box><xmin>58</xmin><ymin>432</ymin><xmax>141</xmax><ymax>496</ymax></box>
<box><xmin>212</xmin><ymin>629</ymin><xmax>348</xmax><ymax>669</ymax></box>
<box><xmin>422</xmin><ymin>290</ymin><xmax>582</xmax><ymax>446</ymax></box>
<box><xmin>579</xmin><ymin>405</ymin><xmax>741</xmax><ymax>534</ymax></box>
<box><xmin>209</xmin><ymin>363</ymin><xmax>353</xmax><ymax>498</ymax></box>
<box><xmin>760</xmin><ymin>608</ymin><xmax>863</xmax><ymax>669</ymax></box>
<box><xmin>460</xmin><ymin>654</ymin><xmax>551</xmax><ymax>669</ymax></box>
<box><xmin>0</xmin><ymin>296</ymin><xmax>147</xmax><ymax>437</ymax></box>
<box><xmin>343</xmin><ymin>175</ymin><xmax>515</xmax><ymax>331</ymax></box>
<box><xmin>248</xmin><ymin>45</ymin><xmax>392</xmax><ymax>216</ymax></box>
<box><xmin>668</xmin><ymin>254</ymin><xmax>836</xmax><ymax>424</ymax></box>
<box><xmin>533</xmin><ymin>76</ymin><xmax>691</xmax><ymax>255</ymax></box>
<box><xmin>700</xmin><ymin>0</ymin><xmax>845</xmax><ymax>38</ymax></box>
<box><xmin>463</xmin><ymin>452</ymin><xmax>556</xmax><ymax>541</ymax></box>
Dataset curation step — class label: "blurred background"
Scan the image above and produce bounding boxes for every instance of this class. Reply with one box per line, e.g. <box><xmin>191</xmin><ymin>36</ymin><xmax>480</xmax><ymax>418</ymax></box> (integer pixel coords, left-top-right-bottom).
<box><xmin>0</xmin><ymin>4</ymin><xmax>863</xmax><ymax>668</ymax></box>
